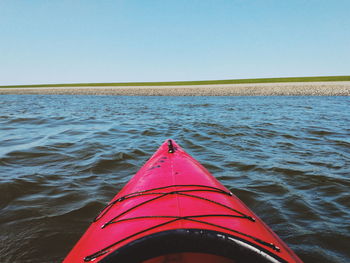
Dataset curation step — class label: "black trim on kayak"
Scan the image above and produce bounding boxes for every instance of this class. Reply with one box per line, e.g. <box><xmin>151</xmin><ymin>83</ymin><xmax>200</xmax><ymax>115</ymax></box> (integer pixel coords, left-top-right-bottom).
<box><xmin>84</xmin><ymin>213</ymin><xmax>280</xmax><ymax>262</ymax></box>
<box><xmin>98</xmin><ymin>229</ymin><xmax>288</xmax><ymax>263</ymax></box>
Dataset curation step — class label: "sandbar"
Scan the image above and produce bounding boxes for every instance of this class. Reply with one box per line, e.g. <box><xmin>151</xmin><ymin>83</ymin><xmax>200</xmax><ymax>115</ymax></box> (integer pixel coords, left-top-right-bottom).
<box><xmin>0</xmin><ymin>81</ymin><xmax>350</xmax><ymax>96</ymax></box>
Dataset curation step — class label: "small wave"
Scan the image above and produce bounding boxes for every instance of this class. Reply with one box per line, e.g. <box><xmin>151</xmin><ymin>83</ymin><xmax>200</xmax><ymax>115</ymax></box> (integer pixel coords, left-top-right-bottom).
<box><xmin>224</xmin><ymin>161</ymin><xmax>260</xmax><ymax>172</ymax></box>
<box><xmin>178</xmin><ymin>103</ymin><xmax>212</xmax><ymax>108</ymax></box>
<box><xmin>7</xmin><ymin>117</ymin><xmax>49</xmax><ymax>125</ymax></box>
<box><xmin>306</xmin><ymin>128</ymin><xmax>336</xmax><ymax>136</ymax></box>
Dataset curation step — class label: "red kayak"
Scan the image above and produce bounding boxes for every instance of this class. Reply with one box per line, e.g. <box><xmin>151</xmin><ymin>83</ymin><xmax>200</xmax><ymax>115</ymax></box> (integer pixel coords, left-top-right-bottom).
<box><xmin>63</xmin><ymin>140</ymin><xmax>302</xmax><ymax>263</ymax></box>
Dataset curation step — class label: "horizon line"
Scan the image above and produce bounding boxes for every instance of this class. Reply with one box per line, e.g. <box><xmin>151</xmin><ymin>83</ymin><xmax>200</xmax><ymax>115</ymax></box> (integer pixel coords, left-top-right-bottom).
<box><xmin>1</xmin><ymin>75</ymin><xmax>350</xmax><ymax>88</ymax></box>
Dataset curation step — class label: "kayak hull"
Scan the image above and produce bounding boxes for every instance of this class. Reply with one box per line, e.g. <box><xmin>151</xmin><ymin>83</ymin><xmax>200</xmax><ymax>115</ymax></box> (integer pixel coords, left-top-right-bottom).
<box><xmin>63</xmin><ymin>140</ymin><xmax>302</xmax><ymax>263</ymax></box>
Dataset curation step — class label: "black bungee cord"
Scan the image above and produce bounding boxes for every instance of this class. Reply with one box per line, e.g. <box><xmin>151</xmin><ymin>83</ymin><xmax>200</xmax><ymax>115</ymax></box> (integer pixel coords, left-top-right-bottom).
<box><xmin>84</xmin><ymin>184</ymin><xmax>280</xmax><ymax>262</ymax></box>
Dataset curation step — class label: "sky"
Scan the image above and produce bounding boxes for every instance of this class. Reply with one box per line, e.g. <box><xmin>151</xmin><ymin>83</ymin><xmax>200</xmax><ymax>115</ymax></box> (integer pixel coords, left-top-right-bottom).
<box><xmin>0</xmin><ymin>0</ymin><xmax>349</xmax><ymax>85</ymax></box>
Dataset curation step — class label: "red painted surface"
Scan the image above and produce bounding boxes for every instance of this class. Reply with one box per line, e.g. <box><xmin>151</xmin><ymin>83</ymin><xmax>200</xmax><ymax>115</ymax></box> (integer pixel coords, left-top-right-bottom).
<box><xmin>63</xmin><ymin>140</ymin><xmax>302</xmax><ymax>263</ymax></box>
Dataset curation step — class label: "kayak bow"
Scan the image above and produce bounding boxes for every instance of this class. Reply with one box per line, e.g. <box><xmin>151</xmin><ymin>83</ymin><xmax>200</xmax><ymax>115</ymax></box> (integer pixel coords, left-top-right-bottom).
<box><xmin>63</xmin><ymin>140</ymin><xmax>302</xmax><ymax>263</ymax></box>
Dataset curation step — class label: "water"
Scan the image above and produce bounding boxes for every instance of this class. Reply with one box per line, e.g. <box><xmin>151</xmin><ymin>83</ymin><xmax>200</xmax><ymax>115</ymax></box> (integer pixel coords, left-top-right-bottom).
<box><xmin>0</xmin><ymin>95</ymin><xmax>349</xmax><ymax>263</ymax></box>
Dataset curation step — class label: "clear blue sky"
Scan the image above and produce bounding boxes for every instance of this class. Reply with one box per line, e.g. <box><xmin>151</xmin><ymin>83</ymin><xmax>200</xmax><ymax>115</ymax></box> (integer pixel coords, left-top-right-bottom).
<box><xmin>0</xmin><ymin>0</ymin><xmax>349</xmax><ymax>85</ymax></box>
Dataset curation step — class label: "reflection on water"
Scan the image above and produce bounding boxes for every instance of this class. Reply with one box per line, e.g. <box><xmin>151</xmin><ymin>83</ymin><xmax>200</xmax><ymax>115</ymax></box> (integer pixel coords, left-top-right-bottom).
<box><xmin>0</xmin><ymin>95</ymin><xmax>349</xmax><ymax>262</ymax></box>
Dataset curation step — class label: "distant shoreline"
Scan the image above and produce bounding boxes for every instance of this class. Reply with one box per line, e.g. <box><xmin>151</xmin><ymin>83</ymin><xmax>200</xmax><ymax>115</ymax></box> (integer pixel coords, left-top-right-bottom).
<box><xmin>1</xmin><ymin>81</ymin><xmax>350</xmax><ymax>96</ymax></box>
<box><xmin>1</xmin><ymin>76</ymin><xmax>350</xmax><ymax>88</ymax></box>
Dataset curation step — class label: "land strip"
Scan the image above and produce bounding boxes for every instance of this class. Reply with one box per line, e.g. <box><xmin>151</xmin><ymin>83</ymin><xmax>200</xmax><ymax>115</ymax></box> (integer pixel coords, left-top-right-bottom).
<box><xmin>1</xmin><ymin>81</ymin><xmax>350</xmax><ymax>96</ymax></box>
<box><xmin>1</xmin><ymin>76</ymin><xmax>350</xmax><ymax>89</ymax></box>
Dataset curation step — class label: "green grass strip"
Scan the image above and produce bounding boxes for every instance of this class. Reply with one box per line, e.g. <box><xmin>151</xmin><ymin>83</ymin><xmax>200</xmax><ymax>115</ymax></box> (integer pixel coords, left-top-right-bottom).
<box><xmin>1</xmin><ymin>75</ymin><xmax>350</xmax><ymax>88</ymax></box>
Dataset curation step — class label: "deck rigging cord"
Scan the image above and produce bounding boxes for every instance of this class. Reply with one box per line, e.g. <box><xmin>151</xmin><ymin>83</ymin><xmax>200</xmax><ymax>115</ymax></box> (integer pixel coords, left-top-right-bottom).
<box><xmin>84</xmin><ymin>184</ymin><xmax>280</xmax><ymax>262</ymax></box>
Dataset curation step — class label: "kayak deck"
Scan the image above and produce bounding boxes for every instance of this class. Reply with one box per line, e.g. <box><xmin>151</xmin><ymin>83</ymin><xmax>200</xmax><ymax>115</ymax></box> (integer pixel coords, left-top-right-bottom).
<box><xmin>63</xmin><ymin>140</ymin><xmax>302</xmax><ymax>263</ymax></box>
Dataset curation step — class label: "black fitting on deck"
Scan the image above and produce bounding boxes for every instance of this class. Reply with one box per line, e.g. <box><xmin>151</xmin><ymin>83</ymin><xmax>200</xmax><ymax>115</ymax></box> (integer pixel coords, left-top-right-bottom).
<box><xmin>168</xmin><ymin>139</ymin><xmax>175</xmax><ymax>153</ymax></box>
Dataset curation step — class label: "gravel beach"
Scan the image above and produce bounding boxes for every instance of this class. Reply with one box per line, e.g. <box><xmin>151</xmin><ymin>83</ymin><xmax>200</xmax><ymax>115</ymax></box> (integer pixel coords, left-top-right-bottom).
<box><xmin>1</xmin><ymin>81</ymin><xmax>350</xmax><ymax>96</ymax></box>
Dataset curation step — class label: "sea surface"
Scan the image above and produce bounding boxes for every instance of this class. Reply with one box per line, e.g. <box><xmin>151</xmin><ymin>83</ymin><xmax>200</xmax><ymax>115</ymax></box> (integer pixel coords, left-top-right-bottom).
<box><xmin>0</xmin><ymin>95</ymin><xmax>349</xmax><ymax>263</ymax></box>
